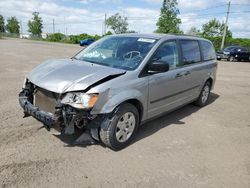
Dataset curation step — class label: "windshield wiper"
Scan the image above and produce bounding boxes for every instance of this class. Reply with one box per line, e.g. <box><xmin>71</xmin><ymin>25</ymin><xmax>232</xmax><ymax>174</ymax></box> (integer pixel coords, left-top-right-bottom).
<box><xmin>82</xmin><ymin>59</ymin><xmax>100</xmax><ymax>64</ymax></box>
<box><xmin>71</xmin><ymin>57</ymin><xmax>78</xmax><ymax>60</ymax></box>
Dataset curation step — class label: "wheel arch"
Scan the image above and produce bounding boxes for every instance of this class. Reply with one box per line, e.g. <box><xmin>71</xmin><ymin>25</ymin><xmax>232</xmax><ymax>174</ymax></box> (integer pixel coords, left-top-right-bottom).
<box><xmin>207</xmin><ymin>77</ymin><xmax>213</xmax><ymax>86</ymax></box>
<box><xmin>122</xmin><ymin>99</ymin><xmax>144</xmax><ymax>123</ymax></box>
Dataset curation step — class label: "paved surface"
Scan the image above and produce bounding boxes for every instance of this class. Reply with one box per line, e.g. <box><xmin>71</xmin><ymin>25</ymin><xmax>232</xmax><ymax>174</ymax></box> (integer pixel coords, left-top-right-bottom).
<box><xmin>0</xmin><ymin>38</ymin><xmax>249</xmax><ymax>188</ymax></box>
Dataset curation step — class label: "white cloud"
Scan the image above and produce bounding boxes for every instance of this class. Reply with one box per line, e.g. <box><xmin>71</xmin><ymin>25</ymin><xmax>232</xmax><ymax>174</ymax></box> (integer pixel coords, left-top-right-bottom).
<box><xmin>80</xmin><ymin>0</ymin><xmax>122</xmax><ymax>4</ymax></box>
<box><xmin>141</xmin><ymin>0</ymin><xmax>211</xmax><ymax>9</ymax></box>
<box><xmin>121</xmin><ymin>7</ymin><xmax>159</xmax><ymax>33</ymax></box>
<box><xmin>178</xmin><ymin>0</ymin><xmax>210</xmax><ymax>9</ymax></box>
<box><xmin>0</xmin><ymin>0</ymin><xmax>104</xmax><ymax>35</ymax></box>
<box><xmin>141</xmin><ymin>0</ymin><xmax>162</xmax><ymax>3</ymax></box>
<box><xmin>0</xmin><ymin>0</ymin><xmax>249</xmax><ymax>38</ymax></box>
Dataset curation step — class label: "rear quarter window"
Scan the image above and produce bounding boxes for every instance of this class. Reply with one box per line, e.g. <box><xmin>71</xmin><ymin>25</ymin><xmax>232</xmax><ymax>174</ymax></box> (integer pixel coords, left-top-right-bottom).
<box><xmin>180</xmin><ymin>40</ymin><xmax>201</xmax><ymax>65</ymax></box>
<box><xmin>200</xmin><ymin>40</ymin><xmax>216</xmax><ymax>61</ymax></box>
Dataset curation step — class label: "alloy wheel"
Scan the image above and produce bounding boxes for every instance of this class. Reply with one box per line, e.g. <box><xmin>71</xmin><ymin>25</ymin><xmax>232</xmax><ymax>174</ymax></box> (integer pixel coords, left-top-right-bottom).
<box><xmin>115</xmin><ymin>112</ymin><xmax>136</xmax><ymax>143</ymax></box>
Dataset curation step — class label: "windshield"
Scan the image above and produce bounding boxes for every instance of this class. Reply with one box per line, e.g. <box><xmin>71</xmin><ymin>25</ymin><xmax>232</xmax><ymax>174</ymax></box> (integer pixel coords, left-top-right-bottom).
<box><xmin>224</xmin><ymin>46</ymin><xmax>236</xmax><ymax>51</ymax></box>
<box><xmin>74</xmin><ymin>36</ymin><xmax>158</xmax><ymax>70</ymax></box>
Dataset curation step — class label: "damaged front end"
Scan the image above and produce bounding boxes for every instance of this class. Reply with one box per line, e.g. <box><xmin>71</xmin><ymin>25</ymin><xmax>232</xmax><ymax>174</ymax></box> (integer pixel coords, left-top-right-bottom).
<box><xmin>19</xmin><ymin>81</ymin><xmax>101</xmax><ymax>142</ymax></box>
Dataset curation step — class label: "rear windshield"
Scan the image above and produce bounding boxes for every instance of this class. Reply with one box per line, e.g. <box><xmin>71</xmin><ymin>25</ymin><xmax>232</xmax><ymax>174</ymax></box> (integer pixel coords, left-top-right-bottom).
<box><xmin>224</xmin><ymin>46</ymin><xmax>236</xmax><ymax>51</ymax></box>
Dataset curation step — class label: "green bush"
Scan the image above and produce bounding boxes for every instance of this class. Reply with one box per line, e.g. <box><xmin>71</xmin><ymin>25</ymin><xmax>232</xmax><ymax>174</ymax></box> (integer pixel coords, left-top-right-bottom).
<box><xmin>47</xmin><ymin>33</ymin><xmax>65</xmax><ymax>42</ymax></box>
<box><xmin>67</xmin><ymin>33</ymin><xmax>101</xmax><ymax>44</ymax></box>
<box><xmin>205</xmin><ymin>36</ymin><xmax>250</xmax><ymax>51</ymax></box>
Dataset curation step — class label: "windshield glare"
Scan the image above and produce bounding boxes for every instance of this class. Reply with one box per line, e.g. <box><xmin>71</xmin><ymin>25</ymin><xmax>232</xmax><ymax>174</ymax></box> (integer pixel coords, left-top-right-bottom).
<box><xmin>75</xmin><ymin>36</ymin><xmax>157</xmax><ymax>70</ymax></box>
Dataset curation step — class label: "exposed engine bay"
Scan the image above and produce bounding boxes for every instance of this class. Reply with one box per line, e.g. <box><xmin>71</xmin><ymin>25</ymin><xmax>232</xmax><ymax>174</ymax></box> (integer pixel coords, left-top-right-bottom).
<box><xmin>19</xmin><ymin>81</ymin><xmax>103</xmax><ymax>143</ymax></box>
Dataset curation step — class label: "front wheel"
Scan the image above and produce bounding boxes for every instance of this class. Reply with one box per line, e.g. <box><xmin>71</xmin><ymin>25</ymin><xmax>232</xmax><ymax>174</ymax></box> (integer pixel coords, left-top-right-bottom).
<box><xmin>228</xmin><ymin>55</ymin><xmax>236</xmax><ymax>62</ymax></box>
<box><xmin>99</xmin><ymin>103</ymin><xmax>139</xmax><ymax>150</ymax></box>
<box><xmin>194</xmin><ymin>81</ymin><xmax>211</xmax><ymax>107</ymax></box>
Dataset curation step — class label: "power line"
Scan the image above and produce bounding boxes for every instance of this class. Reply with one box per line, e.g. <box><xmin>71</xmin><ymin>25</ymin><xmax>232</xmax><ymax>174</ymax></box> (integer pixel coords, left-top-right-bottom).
<box><xmin>230</xmin><ymin>3</ymin><xmax>250</xmax><ymax>6</ymax></box>
<box><xmin>181</xmin><ymin>4</ymin><xmax>227</xmax><ymax>14</ymax></box>
<box><xmin>230</xmin><ymin>11</ymin><xmax>250</xmax><ymax>14</ymax></box>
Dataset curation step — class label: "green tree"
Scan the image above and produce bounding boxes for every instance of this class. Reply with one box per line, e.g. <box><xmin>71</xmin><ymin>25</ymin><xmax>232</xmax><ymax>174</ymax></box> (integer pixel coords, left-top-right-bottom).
<box><xmin>105</xmin><ymin>31</ymin><xmax>113</xmax><ymax>36</ymax></box>
<box><xmin>201</xmin><ymin>18</ymin><xmax>232</xmax><ymax>38</ymax></box>
<box><xmin>106</xmin><ymin>13</ymin><xmax>128</xmax><ymax>34</ymax></box>
<box><xmin>0</xmin><ymin>15</ymin><xmax>5</xmax><ymax>33</ymax></box>
<box><xmin>156</xmin><ymin>0</ymin><xmax>182</xmax><ymax>34</ymax></box>
<box><xmin>6</xmin><ymin>17</ymin><xmax>20</xmax><ymax>34</ymax></box>
<box><xmin>28</xmin><ymin>12</ymin><xmax>43</xmax><ymax>37</ymax></box>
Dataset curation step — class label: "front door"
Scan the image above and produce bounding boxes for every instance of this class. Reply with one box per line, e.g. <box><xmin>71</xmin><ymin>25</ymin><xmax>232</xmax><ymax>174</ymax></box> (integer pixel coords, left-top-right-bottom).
<box><xmin>147</xmin><ymin>40</ymin><xmax>203</xmax><ymax>119</ymax></box>
<box><xmin>147</xmin><ymin>40</ymin><xmax>184</xmax><ymax>118</ymax></box>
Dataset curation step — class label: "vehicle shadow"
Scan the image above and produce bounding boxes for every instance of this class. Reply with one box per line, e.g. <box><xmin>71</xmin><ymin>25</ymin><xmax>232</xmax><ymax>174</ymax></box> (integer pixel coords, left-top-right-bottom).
<box><xmin>53</xmin><ymin>93</ymin><xmax>220</xmax><ymax>148</ymax></box>
<box><xmin>134</xmin><ymin>93</ymin><xmax>219</xmax><ymax>144</ymax></box>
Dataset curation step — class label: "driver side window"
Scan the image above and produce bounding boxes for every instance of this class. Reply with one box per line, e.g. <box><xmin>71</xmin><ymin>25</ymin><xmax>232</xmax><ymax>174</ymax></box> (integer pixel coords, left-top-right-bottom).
<box><xmin>152</xmin><ymin>41</ymin><xmax>179</xmax><ymax>70</ymax></box>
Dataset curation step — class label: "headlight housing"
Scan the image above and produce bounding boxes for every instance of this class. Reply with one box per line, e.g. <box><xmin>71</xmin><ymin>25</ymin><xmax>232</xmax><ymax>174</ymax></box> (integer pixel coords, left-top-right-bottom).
<box><xmin>22</xmin><ymin>78</ymin><xmax>27</xmax><ymax>88</ymax></box>
<box><xmin>61</xmin><ymin>92</ymin><xmax>98</xmax><ymax>109</ymax></box>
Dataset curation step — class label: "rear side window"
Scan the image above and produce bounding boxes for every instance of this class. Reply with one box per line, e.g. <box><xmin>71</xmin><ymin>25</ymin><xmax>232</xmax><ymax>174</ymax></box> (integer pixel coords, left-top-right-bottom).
<box><xmin>200</xmin><ymin>40</ymin><xmax>216</xmax><ymax>61</ymax></box>
<box><xmin>240</xmin><ymin>47</ymin><xmax>248</xmax><ymax>52</ymax></box>
<box><xmin>180</xmin><ymin>40</ymin><xmax>201</xmax><ymax>64</ymax></box>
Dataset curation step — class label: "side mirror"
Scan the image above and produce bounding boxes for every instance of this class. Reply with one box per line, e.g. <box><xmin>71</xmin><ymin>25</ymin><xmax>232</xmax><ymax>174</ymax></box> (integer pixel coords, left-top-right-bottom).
<box><xmin>148</xmin><ymin>61</ymin><xmax>169</xmax><ymax>74</ymax></box>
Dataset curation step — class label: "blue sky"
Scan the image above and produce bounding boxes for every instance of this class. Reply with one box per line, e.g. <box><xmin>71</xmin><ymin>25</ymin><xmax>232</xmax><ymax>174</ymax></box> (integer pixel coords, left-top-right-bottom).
<box><xmin>0</xmin><ymin>0</ymin><xmax>250</xmax><ymax>38</ymax></box>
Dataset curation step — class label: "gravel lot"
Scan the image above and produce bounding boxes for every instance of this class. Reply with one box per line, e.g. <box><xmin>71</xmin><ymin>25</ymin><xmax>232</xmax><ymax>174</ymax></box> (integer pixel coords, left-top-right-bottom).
<box><xmin>0</xmin><ymin>38</ymin><xmax>249</xmax><ymax>188</ymax></box>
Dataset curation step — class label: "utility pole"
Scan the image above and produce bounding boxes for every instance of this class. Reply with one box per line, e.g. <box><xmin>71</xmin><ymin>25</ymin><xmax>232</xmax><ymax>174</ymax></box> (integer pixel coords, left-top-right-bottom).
<box><xmin>221</xmin><ymin>1</ymin><xmax>230</xmax><ymax>50</ymax></box>
<box><xmin>104</xmin><ymin>13</ymin><xmax>107</xmax><ymax>35</ymax></box>
<box><xmin>63</xmin><ymin>17</ymin><xmax>66</xmax><ymax>35</ymax></box>
<box><xmin>52</xmin><ymin>19</ymin><xmax>55</xmax><ymax>33</ymax></box>
<box><xmin>20</xmin><ymin>20</ymin><xmax>23</xmax><ymax>37</ymax></box>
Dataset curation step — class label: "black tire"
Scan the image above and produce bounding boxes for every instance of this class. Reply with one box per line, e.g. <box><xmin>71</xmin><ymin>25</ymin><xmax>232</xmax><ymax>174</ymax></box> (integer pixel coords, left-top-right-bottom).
<box><xmin>194</xmin><ymin>81</ymin><xmax>211</xmax><ymax>107</ymax></box>
<box><xmin>99</xmin><ymin>103</ymin><xmax>139</xmax><ymax>150</ymax></box>
<box><xmin>228</xmin><ymin>55</ymin><xmax>235</xmax><ymax>62</ymax></box>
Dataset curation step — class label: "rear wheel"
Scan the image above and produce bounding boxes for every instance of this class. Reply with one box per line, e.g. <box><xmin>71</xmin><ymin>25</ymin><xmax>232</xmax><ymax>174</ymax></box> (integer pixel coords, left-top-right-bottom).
<box><xmin>194</xmin><ymin>81</ymin><xmax>211</xmax><ymax>107</ymax></box>
<box><xmin>99</xmin><ymin>103</ymin><xmax>139</xmax><ymax>150</ymax></box>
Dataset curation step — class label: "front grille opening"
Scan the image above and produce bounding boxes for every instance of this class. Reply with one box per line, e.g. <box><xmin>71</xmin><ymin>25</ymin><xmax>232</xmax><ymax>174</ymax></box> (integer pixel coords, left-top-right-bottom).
<box><xmin>33</xmin><ymin>88</ymin><xmax>59</xmax><ymax>114</ymax></box>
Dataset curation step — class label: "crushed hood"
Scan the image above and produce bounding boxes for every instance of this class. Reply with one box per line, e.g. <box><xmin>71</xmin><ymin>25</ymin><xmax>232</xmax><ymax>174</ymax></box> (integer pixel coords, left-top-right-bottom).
<box><xmin>27</xmin><ymin>59</ymin><xmax>126</xmax><ymax>93</ymax></box>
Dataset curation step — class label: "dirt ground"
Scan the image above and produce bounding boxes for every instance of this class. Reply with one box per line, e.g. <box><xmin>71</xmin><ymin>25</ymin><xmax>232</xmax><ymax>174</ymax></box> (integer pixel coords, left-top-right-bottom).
<box><xmin>0</xmin><ymin>38</ymin><xmax>249</xmax><ymax>188</ymax></box>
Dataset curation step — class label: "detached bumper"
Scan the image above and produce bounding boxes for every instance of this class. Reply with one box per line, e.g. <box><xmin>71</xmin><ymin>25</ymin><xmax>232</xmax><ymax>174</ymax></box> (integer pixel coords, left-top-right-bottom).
<box><xmin>18</xmin><ymin>86</ymin><xmax>100</xmax><ymax>145</ymax></box>
<box><xmin>19</xmin><ymin>90</ymin><xmax>61</xmax><ymax>127</ymax></box>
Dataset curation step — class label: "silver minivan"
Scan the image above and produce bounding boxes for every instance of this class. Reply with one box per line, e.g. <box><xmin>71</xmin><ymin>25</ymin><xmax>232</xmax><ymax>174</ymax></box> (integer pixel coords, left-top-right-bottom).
<box><xmin>19</xmin><ymin>34</ymin><xmax>217</xmax><ymax>150</ymax></box>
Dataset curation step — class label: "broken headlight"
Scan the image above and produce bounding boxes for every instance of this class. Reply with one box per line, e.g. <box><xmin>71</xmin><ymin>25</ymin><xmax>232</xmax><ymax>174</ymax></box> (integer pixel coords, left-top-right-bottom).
<box><xmin>22</xmin><ymin>78</ymin><xmax>27</xmax><ymax>88</ymax></box>
<box><xmin>61</xmin><ymin>93</ymin><xmax>98</xmax><ymax>109</ymax></box>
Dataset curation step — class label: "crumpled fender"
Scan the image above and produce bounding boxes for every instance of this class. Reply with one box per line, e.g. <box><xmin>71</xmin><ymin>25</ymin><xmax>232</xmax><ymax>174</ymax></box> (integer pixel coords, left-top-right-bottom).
<box><xmin>90</xmin><ymin>88</ymin><xmax>146</xmax><ymax>115</ymax></box>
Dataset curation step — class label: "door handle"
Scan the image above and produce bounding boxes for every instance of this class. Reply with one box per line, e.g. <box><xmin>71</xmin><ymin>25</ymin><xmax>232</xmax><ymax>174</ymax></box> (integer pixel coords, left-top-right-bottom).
<box><xmin>176</xmin><ymin>71</ymin><xmax>191</xmax><ymax>78</ymax></box>
<box><xmin>175</xmin><ymin>73</ymin><xmax>183</xmax><ymax>78</ymax></box>
<box><xmin>184</xmin><ymin>71</ymin><xmax>191</xmax><ymax>76</ymax></box>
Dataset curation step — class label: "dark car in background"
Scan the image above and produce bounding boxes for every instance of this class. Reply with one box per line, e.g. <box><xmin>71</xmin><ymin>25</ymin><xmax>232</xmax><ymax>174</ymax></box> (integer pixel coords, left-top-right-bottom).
<box><xmin>217</xmin><ymin>46</ymin><xmax>250</xmax><ymax>62</ymax></box>
<box><xmin>80</xmin><ymin>38</ymin><xmax>95</xmax><ymax>46</ymax></box>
